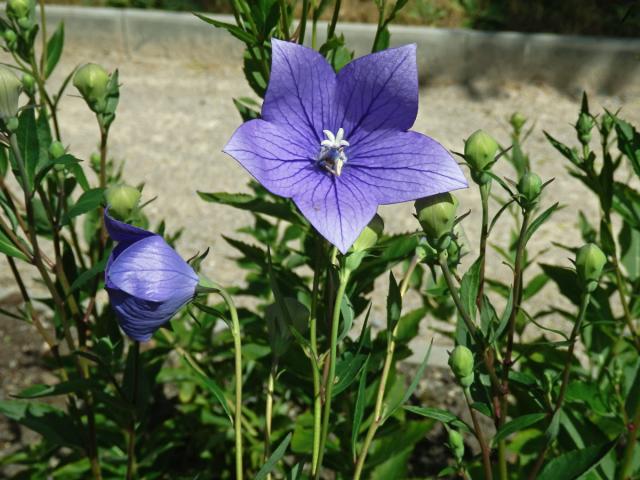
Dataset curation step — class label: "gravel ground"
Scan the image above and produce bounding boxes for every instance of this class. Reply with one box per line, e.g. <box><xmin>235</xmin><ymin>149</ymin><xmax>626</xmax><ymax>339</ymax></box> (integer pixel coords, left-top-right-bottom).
<box><xmin>1</xmin><ymin>38</ymin><xmax>639</xmax><ymax>461</ymax></box>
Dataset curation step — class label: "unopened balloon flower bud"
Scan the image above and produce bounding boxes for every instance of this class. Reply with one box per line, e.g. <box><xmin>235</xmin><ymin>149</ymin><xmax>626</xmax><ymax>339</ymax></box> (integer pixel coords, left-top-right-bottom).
<box><xmin>576</xmin><ymin>112</ymin><xmax>595</xmax><ymax>146</ymax></box>
<box><xmin>0</xmin><ymin>66</ymin><xmax>22</xmax><ymax>122</ymax></box>
<box><xmin>73</xmin><ymin>63</ymin><xmax>109</xmax><ymax>113</ymax></box>
<box><xmin>415</xmin><ymin>193</ymin><xmax>458</xmax><ymax>250</ymax></box>
<box><xmin>449</xmin><ymin>345</ymin><xmax>474</xmax><ymax>387</ymax></box>
<box><xmin>448</xmin><ymin>428</ymin><xmax>465</xmax><ymax>462</ymax></box>
<box><xmin>517</xmin><ymin>171</ymin><xmax>542</xmax><ymax>208</ymax></box>
<box><xmin>575</xmin><ymin>243</ymin><xmax>606</xmax><ymax>292</ymax></box>
<box><xmin>601</xmin><ymin>112</ymin><xmax>614</xmax><ymax>138</ymax></box>
<box><xmin>464</xmin><ymin>129</ymin><xmax>499</xmax><ymax>173</ymax></box>
<box><xmin>105</xmin><ymin>184</ymin><xmax>141</xmax><ymax>220</ymax></box>
<box><xmin>21</xmin><ymin>73</ymin><xmax>35</xmax><ymax>95</ymax></box>
<box><xmin>7</xmin><ymin>0</ymin><xmax>34</xmax><ymax>23</ymax></box>
<box><xmin>3</xmin><ymin>29</ymin><xmax>17</xmax><ymax>50</ymax></box>
<box><xmin>352</xmin><ymin>214</ymin><xmax>384</xmax><ymax>252</ymax></box>
<box><xmin>510</xmin><ymin>112</ymin><xmax>526</xmax><ymax>134</ymax></box>
<box><xmin>49</xmin><ymin>141</ymin><xmax>66</xmax><ymax>159</ymax></box>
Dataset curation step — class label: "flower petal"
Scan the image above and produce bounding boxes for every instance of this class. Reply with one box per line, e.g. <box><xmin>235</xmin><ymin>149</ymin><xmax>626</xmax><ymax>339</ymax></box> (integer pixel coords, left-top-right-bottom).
<box><xmin>108</xmin><ymin>287</ymin><xmax>189</xmax><ymax>342</ymax></box>
<box><xmin>262</xmin><ymin>39</ymin><xmax>337</xmax><ymax>143</ymax></box>
<box><xmin>345</xmin><ymin>130</ymin><xmax>467</xmax><ymax>204</ymax></box>
<box><xmin>104</xmin><ymin>210</ymin><xmax>155</xmax><ymax>244</ymax></box>
<box><xmin>336</xmin><ymin>44</ymin><xmax>418</xmax><ymax>142</ymax></box>
<box><xmin>107</xmin><ymin>235</ymin><xmax>198</xmax><ymax>303</ymax></box>
<box><xmin>293</xmin><ymin>174</ymin><xmax>377</xmax><ymax>254</ymax></box>
<box><xmin>224</xmin><ymin>118</ymin><xmax>321</xmax><ymax>198</ymax></box>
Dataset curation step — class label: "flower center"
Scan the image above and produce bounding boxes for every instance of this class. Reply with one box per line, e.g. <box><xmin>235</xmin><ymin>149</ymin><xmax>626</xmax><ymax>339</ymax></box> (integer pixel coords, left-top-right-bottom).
<box><xmin>318</xmin><ymin>128</ymin><xmax>349</xmax><ymax>176</ymax></box>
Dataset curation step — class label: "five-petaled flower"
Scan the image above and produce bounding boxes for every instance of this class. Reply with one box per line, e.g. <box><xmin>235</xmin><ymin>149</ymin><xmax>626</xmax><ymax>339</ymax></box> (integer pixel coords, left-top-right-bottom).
<box><xmin>224</xmin><ymin>39</ymin><xmax>467</xmax><ymax>253</ymax></box>
<box><xmin>104</xmin><ymin>210</ymin><xmax>198</xmax><ymax>342</ymax></box>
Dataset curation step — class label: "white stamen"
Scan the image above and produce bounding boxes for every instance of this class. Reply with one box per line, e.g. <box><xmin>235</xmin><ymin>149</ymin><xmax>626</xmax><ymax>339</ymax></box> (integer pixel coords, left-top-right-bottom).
<box><xmin>318</xmin><ymin>128</ymin><xmax>349</xmax><ymax>176</ymax></box>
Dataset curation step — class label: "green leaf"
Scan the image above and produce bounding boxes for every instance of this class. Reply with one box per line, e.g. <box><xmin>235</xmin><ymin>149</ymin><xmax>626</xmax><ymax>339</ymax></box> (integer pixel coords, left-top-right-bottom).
<box><xmin>62</xmin><ymin>188</ymin><xmax>104</xmax><ymax>225</ymax></box>
<box><xmin>395</xmin><ymin>307</ymin><xmax>427</xmax><ymax>344</ymax></box>
<box><xmin>0</xmin><ymin>229</ymin><xmax>29</xmax><ymax>261</ymax></box>
<box><xmin>45</xmin><ymin>22</ymin><xmax>64</xmax><ymax>78</ymax></box>
<box><xmin>537</xmin><ymin>439</ymin><xmax>618</xmax><ymax>480</ymax></box>
<box><xmin>619</xmin><ymin>223</ymin><xmax>640</xmax><ymax>280</ymax></box>
<box><xmin>383</xmin><ymin>340</ymin><xmax>432</xmax><ymax>421</ymax></box>
<box><xmin>492</xmin><ymin>413</ymin><xmax>546</xmax><ymax>445</ymax></box>
<box><xmin>524</xmin><ymin>203</ymin><xmax>560</xmax><ymax>244</ymax></box>
<box><xmin>386</xmin><ymin>272</ymin><xmax>402</xmax><ymax>332</ymax></box>
<box><xmin>15</xmin><ymin>108</ymin><xmax>39</xmax><ymax>191</ymax></box>
<box><xmin>255</xmin><ymin>432</ymin><xmax>292</xmax><ymax>480</ymax></box>
<box><xmin>232</xmin><ymin>96</ymin><xmax>261</xmax><ymax>122</ymax></box>
<box><xmin>459</xmin><ymin>257</ymin><xmax>482</xmax><ymax>321</ymax></box>
<box><xmin>351</xmin><ymin>355</ymin><xmax>369</xmax><ymax>461</ymax></box>
<box><xmin>544</xmin><ymin>131</ymin><xmax>581</xmax><ymax>165</ymax></box>
<box><xmin>197</xmin><ymin>191</ymin><xmax>299</xmax><ymax>223</ymax></box>
<box><xmin>194</xmin><ymin>13</ymin><xmax>255</xmax><ymax>44</ymax></box>
<box><xmin>523</xmin><ymin>273</ymin><xmax>549</xmax><ymax>300</ymax></box>
<box><xmin>291</xmin><ymin>411</ymin><xmax>314</xmax><ymax>454</ymax></box>
<box><xmin>34</xmin><ymin>153</ymin><xmax>80</xmax><ymax>188</ymax></box>
<box><xmin>404</xmin><ymin>405</ymin><xmax>472</xmax><ymax>433</ymax></box>
<box><xmin>181</xmin><ymin>356</ymin><xmax>232</xmax><ymax>425</ymax></box>
<box><xmin>15</xmin><ymin>379</ymin><xmax>97</xmax><ymax>399</ymax></box>
<box><xmin>338</xmin><ymin>294</ymin><xmax>354</xmax><ymax>342</ymax></box>
<box><xmin>69</xmin><ymin>256</ymin><xmax>107</xmax><ymax>293</ymax></box>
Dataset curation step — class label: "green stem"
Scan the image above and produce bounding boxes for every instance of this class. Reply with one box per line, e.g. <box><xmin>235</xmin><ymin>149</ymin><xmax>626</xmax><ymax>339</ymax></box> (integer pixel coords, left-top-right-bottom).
<box><xmin>310</xmin><ymin>242</ymin><xmax>324</xmax><ymax>476</ymax></box>
<box><xmin>353</xmin><ymin>255</ymin><xmax>419</xmax><ymax>479</ymax></box>
<box><xmin>278</xmin><ymin>0</ymin><xmax>290</xmax><ymax>38</ymax></box>
<box><xmin>370</xmin><ymin>0</ymin><xmax>386</xmax><ymax>52</ymax></box>
<box><xmin>126</xmin><ymin>341</ymin><xmax>140</xmax><ymax>480</ymax></box>
<box><xmin>526</xmin><ymin>293</ymin><xmax>591</xmax><ymax>480</ymax></box>
<box><xmin>299</xmin><ymin>0</ymin><xmax>309</xmax><ymax>44</ymax></box>
<box><xmin>264</xmin><ymin>361</ymin><xmax>276</xmax><ymax>480</ymax></box>
<box><xmin>618</xmin><ymin>402</ymin><xmax>640</xmax><ymax>480</ymax></box>
<box><xmin>464</xmin><ymin>388</ymin><xmax>493</xmax><ymax>480</ymax></box>
<box><xmin>326</xmin><ymin>0</ymin><xmax>341</xmax><ymax>40</ymax></box>
<box><xmin>476</xmin><ymin>181</ymin><xmax>491</xmax><ymax>309</ymax></box>
<box><xmin>315</xmin><ymin>265</ymin><xmax>350</xmax><ymax>479</ymax></box>
<box><xmin>216</xmin><ymin>287</ymin><xmax>244</xmax><ymax>480</ymax></box>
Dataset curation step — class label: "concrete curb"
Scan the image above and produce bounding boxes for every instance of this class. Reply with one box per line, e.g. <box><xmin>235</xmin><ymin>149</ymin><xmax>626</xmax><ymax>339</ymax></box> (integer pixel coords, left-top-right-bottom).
<box><xmin>40</xmin><ymin>5</ymin><xmax>640</xmax><ymax>95</ymax></box>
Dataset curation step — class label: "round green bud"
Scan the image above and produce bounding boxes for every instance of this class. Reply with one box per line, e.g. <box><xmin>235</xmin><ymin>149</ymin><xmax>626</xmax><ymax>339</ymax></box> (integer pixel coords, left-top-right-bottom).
<box><xmin>448</xmin><ymin>429</ymin><xmax>465</xmax><ymax>461</ymax></box>
<box><xmin>464</xmin><ymin>129</ymin><xmax>499</xmax><ymax>172</ymax></box>
<box><xmin>21</xmin><ymin>73</ymin><xmax>35</xmax><ymax>95</ymax></box>
<box><xmin>5</xmin><ymin>117</ymin><xmax>19</xmax><ymax>132</ymax></box>
<box><xmin>7</xmin><ymin>0</ymin><xmax>34</xmax><ymax>22</ymax></box>
<box><xmin>0</xmin><ymin>66</ymin><xmax>22</xmax><ymax>121</ymax></box>
<box><xmin>510</xmin><ymin>112</ymin><xmax>526</xmax><ymax>133</ymax></box>
<box><xmin>73</xmin><ymin>63</ymin><xmax>109</xmax><ymax>113</ymax></box>
<box><xmin>576</xmin><ymin>112</ymin><xmax>595</xmax><ymax>146</ymax></box>
<box><xmin>415</xmin><ymin>193</ymin><xmax>458</xmax><ymax>250</ymax></box>
<box><xmin>448</xmin><ymin>345</ymin><xmax>474</xmax><ymax>381</ymax></box>
<box><xmin>517</xmin><ymin>171</ymin><xmax>542</xmax><ymax>207</ymax></box>
<box><xmin>352</xmin><ymin>214</ymin><xmax>384</xmax><ymax>252</ymax></box>
<box><xmin>105</xmin><ymin>184</ymin><xmax>141</xmax><ymax>220</ymax></box>
<box><xmin>48</xmin><ymin>141</ymin><xmax>66</xmax><ymax>159</ymax></box>
<box><xmin>4</xmin><ymin>29</ymin><xmax>17</xmax><ymax>49</ymax></box>
<box><xmin>575</xmin><ymin>243</ymin><xmax>606</xmax><ymax>292</ymax></box>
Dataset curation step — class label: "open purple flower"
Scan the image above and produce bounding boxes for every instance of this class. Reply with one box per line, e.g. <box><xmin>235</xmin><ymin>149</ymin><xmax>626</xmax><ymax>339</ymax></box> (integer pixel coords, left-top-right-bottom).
<box><xmin>104</xmin><ymin>211</ymin><xmax>198</xmax><ymax>342</ymax></box>
<box><xmin>224</xmin><ymin>39</ymin><xmax>467</xmax><ymax>253</ymax></box>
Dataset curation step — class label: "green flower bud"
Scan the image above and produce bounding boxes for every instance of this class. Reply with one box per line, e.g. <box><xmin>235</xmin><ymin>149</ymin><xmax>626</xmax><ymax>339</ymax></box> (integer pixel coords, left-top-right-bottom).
<box><xmin>4</xmin><ymin>29</ymin><xmax>17</xmax><ymax>49</ymax></box>
<box><xmin>49</xmin><ymin>141</ymin><xmax>66</xmax><ymax>159</ymax></box>
<box><xmin>0</xmin><ymin>66</ymin><xmax>22</xmax><ymax>121</ymax></box>
<box><xmin>448</xmin><ymin>345</ymin><xmax>474</xmax><ymax>382</ymax></box>
<box><xmin>510</xmin><ymin>112</ymin><xmax>526</xmax><ymax>134</ymax></box>
<box><xmin>575</xmin><ymin>243</ymin><xmax>606</xmax><ymax>292</ymax></box>
<box><xmin>576</xmin><ymin>112</ymin><xmax>595</xmax><ymax>146</ymax></box>
<box><xmin>517</xmin><ymin>171</ymin><xmax>542</xmax><ymax>208</ymax></box>
<box><xmin>7</xmin><ymin>0</ymin><xmax>34</xmax><ymax>22</ymax></box>
<box><xmin>601</xmin><ymin>112</ymin><xmax>614</xmax><ymax>139</ymax></box>
<box><xmin>22</xmin><ymin>73</ymin><xmax>35</xmax><ymax>95</ymax></box>
<box><xmin>105</xmin><ymin>184</ymin><xmax>141</xmax><ymax>220</ymax></box>
<box><xmin>415</xmin><ymin>193</ymin><xmax>458</xmax><ymax>250</ymax></box>
<box><xmin>73</xmin><ymin>63</ymin><xmax>110</xmax><ymax>113</ymax></box>
<box><xmin>448</xmin><ymin>429</ymin><xmax>465</xmax><ymax>462</ymax></box>
<box><xmin>464</xmin><ymin>129</ymin><xmax>499</xmax><ymax>172</ymax></box>
<box><xmin>352</xmin><ymin>214</ymin><xmax>384</xmax><ymax>252</ymax></box>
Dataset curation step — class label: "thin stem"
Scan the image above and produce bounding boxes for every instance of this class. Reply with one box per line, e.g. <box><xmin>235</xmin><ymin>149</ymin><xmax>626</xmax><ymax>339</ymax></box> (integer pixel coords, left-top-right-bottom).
<box><xmin>527</xmin><ymin>293</ymin><xmax>591</xmax><ymax>480</ymax></box>
<box><xmin>464</xmin><ymin>388</ymin><xmax>493</xmax><ymax>480</ymax></box>
<box><xmin>310</xmin><ymin>241</ymin><xmax>324</xmax><ymax>476</ymax></box>
<box><xmin>216</xmin><ymin>287</ymin><xmax>244</xmax><ymax>480</ymax></box>
<box><xmin>370</xmin><ymin>0</ymin><xmax>386</xmax><ymax>52</ymax></box>
<box><xmin>476</xmin><ymin>181</ymin><xmax>491</xmax><ymax>309</ymax></box>
<box><xmin>299</xmin><ymin>0</ymin><xmax>309</xmax><ymax>44</ymax></box>
<box><xmin>315</xmin><ymin>265</ymin><xmax>350</xmax><ymax>479</ymax></box>
<box><xmin>278</xmin><ymin>0</ymin><xmax>290</xmax><ymax>39</ymax></box>
<box><xmin>264</xmin><ymin>361</ymin><xmax>277</xmax><ymax>480</ymax></box>
<box><xmin>353</xmin><ymin>256</ymin><xmax>420</xmax><ymax>478</ymax></box>
<box><xmin>39</xmin><ymin>0</ymin><xmax>47</xmax><ymax>74</ymax></box>
<box><xmin>326</xmin><ymin>0</ymin><xmax>341</xmax><ymax>40</ymax></box>
<box><xmin>98</xmin><ymin>126</ymin><xmax>108</xmax><ymax>248</ymax></box>
<box><xmin>618</xmin><ymin>401</ymin><xmax>640</xmax><ymax>480</ymax></box>
<box><xmin>126</xmin><ymin>341</ymin><xmax>140</xmax><ymax>480</ymax></box>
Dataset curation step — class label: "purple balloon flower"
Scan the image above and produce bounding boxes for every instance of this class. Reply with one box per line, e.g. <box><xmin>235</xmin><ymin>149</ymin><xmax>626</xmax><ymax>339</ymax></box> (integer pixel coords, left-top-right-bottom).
<box><xmin>104</xmin><ymin>211</ymin><xmax>198</xmax><ymax>342</ymax></box>
<box><xmin>224</xmin><ymin>39</ymin><xmax>467</xmax><ymax>253</ymax></box>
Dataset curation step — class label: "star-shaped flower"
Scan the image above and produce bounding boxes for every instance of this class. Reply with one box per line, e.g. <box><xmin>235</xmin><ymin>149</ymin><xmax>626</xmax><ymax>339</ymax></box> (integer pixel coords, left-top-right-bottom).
<box><xmin>224</xmin><ymin>39</ymin><xmax>467</xmax><ymax>253</ymax></box>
